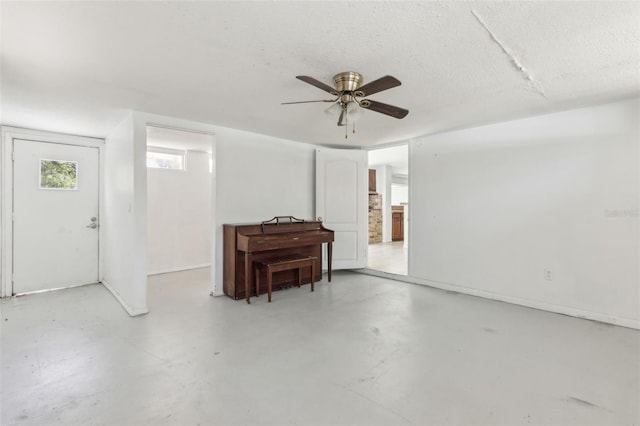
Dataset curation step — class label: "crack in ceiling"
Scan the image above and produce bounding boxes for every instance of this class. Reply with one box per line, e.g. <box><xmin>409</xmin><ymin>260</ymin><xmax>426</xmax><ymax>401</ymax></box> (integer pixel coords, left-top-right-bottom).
<box><xmin>471</xmin><ymin>9</ymin><xmax>547</xmax><ymax>98</ymax></box>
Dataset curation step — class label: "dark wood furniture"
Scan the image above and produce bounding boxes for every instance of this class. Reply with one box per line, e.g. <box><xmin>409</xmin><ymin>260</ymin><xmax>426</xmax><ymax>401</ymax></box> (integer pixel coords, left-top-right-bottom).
<box><xmin>369</xmin><ymin>169</ymin><xmax>377</xmax><ymax>193</ymax></box>
<box><xmin>223</xmin><ymin>216</ymin><xmax>334</xmax><ymax>303</ymax></box>
<box><xmin>392</xmin><ymin>206</ymin><xmax>404</xmax><ymax>241</ymax></box>
<box><xmin>255</xmin><ymin>256</ymin><xmax>316</xmax><ymax>303</ymax></box>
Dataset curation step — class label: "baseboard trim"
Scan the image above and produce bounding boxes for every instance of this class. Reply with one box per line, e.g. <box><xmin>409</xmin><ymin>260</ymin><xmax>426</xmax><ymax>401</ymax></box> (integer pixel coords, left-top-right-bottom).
<box><xmin>13</xmin><ymin>281</ymin><xmax>100</xmax><ymax>296</ymax></box>
<box><xmin>101</xmin><ymin>280</ymin><xmax>148</xmax><ymax>317</ymax></box>
<box><xmin>147</xmin><ymin>264</ymin><xmax>211</xmax><ymax>276</ymax></box>
<box><xmin>354</xmin><ymin>269</ymin><xmax>640</xmax><ymax>330</ymax></box>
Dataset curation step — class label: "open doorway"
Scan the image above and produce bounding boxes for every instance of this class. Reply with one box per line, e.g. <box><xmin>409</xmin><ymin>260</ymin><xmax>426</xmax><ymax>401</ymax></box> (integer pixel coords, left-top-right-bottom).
<box><xmin>367</xmin><ymin>144</ymin><xmax>408</xmax><ymax>275</ymax></box>
<box><xmin>146</xmin><ymin>126</ymin><xmax>214</xmax><ymax>276</ymax></box>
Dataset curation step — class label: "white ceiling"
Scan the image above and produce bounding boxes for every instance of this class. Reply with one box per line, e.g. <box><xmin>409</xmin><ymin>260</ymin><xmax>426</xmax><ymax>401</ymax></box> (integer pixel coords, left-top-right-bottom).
<box><xmin>2</xmin><ymin>1</ymin><xmax>638</xmax><ymax>147</ymax></box>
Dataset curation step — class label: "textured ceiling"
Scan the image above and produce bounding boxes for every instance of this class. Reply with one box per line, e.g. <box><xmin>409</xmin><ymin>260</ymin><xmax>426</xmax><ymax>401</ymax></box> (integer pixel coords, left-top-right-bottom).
<box><xmin>1</xmin><ymin>1</ymin><xmax>638</xmax><ymax>147</ymax></box>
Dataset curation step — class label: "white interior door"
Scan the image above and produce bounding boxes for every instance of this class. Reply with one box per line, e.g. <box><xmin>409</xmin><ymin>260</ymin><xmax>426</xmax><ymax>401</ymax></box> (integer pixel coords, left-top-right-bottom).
<box><xmin>316</xmin><ymin>148</ymin><xmax>367</xmax><ymax>269</ymax></box>
<box><xmin>13</xmin><ymin>139</ymin><xmax>99</xmax><ymax>294</ymax></box>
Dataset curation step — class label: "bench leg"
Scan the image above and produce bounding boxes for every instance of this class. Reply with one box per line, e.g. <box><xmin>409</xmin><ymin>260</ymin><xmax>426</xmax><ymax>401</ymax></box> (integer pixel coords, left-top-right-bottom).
<box><xmin>267</xmin><ymin>268</ymin><xmax>272</xmax><ymax>303</ymax></box>
<box><xmin>297</xmin><ymin>267</ymin><xmax>302</xmax><ymax>288</ymax></box>
<box><xmin>310</xmin><ymin>262</ymin><xmax>315</xmax><ymax>292</ymax></box>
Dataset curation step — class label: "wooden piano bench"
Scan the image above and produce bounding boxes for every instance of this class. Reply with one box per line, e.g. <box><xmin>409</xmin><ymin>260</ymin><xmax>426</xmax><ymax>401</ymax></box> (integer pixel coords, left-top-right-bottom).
<box><xmin>254</xmin><ymin>256</ymin><xmax>317</xmax><ymax>303</ymax></box>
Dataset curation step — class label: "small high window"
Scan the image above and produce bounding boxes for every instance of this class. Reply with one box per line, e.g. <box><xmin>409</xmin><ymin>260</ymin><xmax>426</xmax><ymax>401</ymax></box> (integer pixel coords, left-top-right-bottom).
<box><xmin>146</xmin><ymin>147</ymin><xmax>185</xmax><ymax>170</ymax></box>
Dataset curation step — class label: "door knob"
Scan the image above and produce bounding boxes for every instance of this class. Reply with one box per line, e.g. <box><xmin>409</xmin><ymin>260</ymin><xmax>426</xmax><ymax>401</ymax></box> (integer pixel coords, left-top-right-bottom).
<box><xmin>317</xmin><ymin>216</ymin><xmax>323</xmax><ymax>221</ymax></box>
<box><xmin>86</xmin><ymin>223</ymin><xmax>98</xmax><ymax>229</ymax></box>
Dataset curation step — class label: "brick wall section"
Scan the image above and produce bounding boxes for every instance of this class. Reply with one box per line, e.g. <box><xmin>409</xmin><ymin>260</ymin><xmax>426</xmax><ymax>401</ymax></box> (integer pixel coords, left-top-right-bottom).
<box><xmin>368</xmin><ymin>194</ymin><xmax>382</xmax><ymax>243</ymax></box>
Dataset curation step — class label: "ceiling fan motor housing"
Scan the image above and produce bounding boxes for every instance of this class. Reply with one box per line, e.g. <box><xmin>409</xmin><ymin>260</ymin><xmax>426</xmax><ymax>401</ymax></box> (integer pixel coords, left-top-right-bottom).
<box><xmin>333</xmin><ymin>72</ymin><xmax>363</xmax><ymax>92</ymax></box>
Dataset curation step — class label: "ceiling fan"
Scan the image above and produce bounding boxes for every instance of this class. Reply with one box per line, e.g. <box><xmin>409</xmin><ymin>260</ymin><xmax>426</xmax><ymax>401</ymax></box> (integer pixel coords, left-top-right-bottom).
<box><xmin>282</xmin><ymin>71</ymin><xmax>409</xmax><ymax>138</ymax></box>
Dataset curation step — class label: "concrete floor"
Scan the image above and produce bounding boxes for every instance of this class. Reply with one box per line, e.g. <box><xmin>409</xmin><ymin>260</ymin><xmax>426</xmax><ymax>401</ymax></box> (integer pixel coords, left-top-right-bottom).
<box><xmin>1</xmin><ymin>268</ymin><xmax>639</xmax><ymax>425</ymax></box>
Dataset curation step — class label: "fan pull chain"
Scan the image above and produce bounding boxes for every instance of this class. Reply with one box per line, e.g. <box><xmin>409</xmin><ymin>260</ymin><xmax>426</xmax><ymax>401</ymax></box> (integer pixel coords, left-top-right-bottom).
<box><xmin>345</xmin><ymin>106</ymin><xmax>348</xmax><ymax>139</ymax></box>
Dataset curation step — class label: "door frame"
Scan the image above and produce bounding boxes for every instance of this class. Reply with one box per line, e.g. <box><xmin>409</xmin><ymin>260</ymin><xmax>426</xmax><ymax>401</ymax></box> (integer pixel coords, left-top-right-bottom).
<box><xmin>145</xmin><ymin>124</ymin><xmax>215</xmax><ymax>276</ymax></box>
<box><xmin>1</xmin><ymin>126</ymin><xmax>105</xmax><ymax>297</ymax></box>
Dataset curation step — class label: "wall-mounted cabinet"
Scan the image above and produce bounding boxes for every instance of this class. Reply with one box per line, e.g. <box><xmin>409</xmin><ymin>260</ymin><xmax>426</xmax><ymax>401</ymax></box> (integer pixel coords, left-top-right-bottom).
<box><xmin>368</xmin><ymin>169</ymin><xmax>376</xmax><ymax>193</ymax></box>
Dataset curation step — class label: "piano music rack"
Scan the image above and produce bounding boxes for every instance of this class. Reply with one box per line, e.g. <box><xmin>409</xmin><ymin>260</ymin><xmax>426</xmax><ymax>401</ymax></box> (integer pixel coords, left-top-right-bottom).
<box><xmin>260</xmin><ymin>216</ymin><xmax>306</xmax><ymax>234</ymax></box>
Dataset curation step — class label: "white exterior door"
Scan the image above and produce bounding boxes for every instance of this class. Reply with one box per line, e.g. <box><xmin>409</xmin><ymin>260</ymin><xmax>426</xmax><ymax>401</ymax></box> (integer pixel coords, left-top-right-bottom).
<box><xmin>316</xmin><ymin>148</ymin><xmax>367</xmax><ymax>269</ymax></box>
<box><xmin>13</xmin><ymin>139</ymin><xmax>100</xmax><ymax>294</ymax></box>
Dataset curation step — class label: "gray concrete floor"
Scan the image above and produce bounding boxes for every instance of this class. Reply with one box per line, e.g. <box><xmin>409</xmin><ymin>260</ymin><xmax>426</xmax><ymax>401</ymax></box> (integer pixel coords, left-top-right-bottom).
<box><xmin>1</xmin><ymin>268</ymin><xmax>639</xmax><ymax>425</ymax></box>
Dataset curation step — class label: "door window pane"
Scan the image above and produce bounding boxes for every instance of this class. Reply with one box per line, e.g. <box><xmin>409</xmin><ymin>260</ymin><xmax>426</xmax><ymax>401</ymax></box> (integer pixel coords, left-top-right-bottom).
<box><xmin>40</xmin><ymin>160</ymin><xmax>78</xmax><ymax>190</ymax></box>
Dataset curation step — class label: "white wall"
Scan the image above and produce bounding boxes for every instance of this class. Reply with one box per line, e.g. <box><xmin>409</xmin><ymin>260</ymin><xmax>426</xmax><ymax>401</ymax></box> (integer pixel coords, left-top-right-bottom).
<box><xmin>213</xmin><ymin>128</ymin><xmax>318</xmax><ymax>294</ymax></box>
<box><xmin>147</xmin><ymin>150</ymin><xmax>212</xmax><ymax>274</ymax></box>
<box><xmin>391</xmin><ymin>184</ymin><xmax>408</xmax><ymax>205</ymax></box>
<box><xmin>103</xmin><ymin>113</ymin><xmax>148</xmax><ymax>315</ymax></box>
<box><xmin>409</xmin><ymin>98</ymin><xmax>640</xmax><ymax>328</ymax></box>
<box><xmin>109</xmin><ymin>112</ymin><xmax>317</xmax><ymax>300</ymax></box>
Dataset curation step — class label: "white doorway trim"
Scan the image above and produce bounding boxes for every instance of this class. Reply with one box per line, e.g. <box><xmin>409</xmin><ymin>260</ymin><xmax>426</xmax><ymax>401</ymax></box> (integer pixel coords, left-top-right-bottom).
<box><xmin>132</xmin><ymin>112</ymin><xmax>217</xmax><ymax>296</ymax></box>
<box><xmin>1</xmin><ymin>126</ymin><xmax>105</xmax><ymax>298</ymax></box>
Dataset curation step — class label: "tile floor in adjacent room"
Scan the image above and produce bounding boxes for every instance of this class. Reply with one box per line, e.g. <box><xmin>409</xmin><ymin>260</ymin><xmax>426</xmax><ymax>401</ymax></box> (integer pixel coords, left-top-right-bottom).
<box><xmin>367</xmin><ymin>241</ymin><xmax>407</xmax><ymax>275</ymax></box>
<box><xmin>1</xmin><ymin>268</ymin><xmax>639</xmax><ymax>426</ymax></box>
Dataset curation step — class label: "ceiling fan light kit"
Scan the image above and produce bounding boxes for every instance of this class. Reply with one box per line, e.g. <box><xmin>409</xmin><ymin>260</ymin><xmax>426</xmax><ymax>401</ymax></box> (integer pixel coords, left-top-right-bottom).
<box><xmin>283</xmin><ymin>71</ymin><xmax>409</xmax><ymax>139</ymax></box>
<box><xmin>325</xmin><ymin>100</ymin><xmax>361</xmax><ymax>122</ymax></box>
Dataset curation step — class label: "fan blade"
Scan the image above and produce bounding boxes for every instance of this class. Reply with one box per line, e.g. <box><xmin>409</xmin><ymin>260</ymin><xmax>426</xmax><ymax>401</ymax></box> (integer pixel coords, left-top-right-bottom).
<box><xmin>337</xmin><ymin>109</ymin><xmax>345</xmax><ymax>126</ymax></box>
<box><xmin>296</xmin><ymin>76</ymin><xmax>337</xmax><ymax>94</ymax></box>
<box><xmin>361</xmin><ymin>100</ymin><xmax>409</xmax><ymax>119</ymax></box>
<box><xmin>281</xmin><ymin>99</ymin><xmax>336</xmax><ymax>105</ymax></box>
<box><xmin>356</xmin><ymin>75</ymin><xmax>401</xmax><ymax>97</ymax></box>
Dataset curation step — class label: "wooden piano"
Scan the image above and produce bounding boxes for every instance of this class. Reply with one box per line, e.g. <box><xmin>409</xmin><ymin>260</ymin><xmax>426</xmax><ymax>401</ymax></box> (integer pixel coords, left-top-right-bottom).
<box><xmin>223</xmin><ymin>216</ymin><xmax>334</xmax><ymax>301</ymax></box>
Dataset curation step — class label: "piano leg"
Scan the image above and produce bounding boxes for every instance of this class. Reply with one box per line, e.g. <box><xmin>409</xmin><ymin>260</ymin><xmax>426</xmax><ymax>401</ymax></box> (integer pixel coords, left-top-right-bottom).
<box><xmin>245</xmin><ymin>253</ymin><xmax>253</xmax><ymax>304</ymax></box>
<box><xmin>310</xmin><ymin>261</ymin><xmax>315</xmax><ymax>292</ymax></box>
<box><xmin>327</xmin><ymin>242</ymin><xmax>333</xmax><ymax>282</ymax></box>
